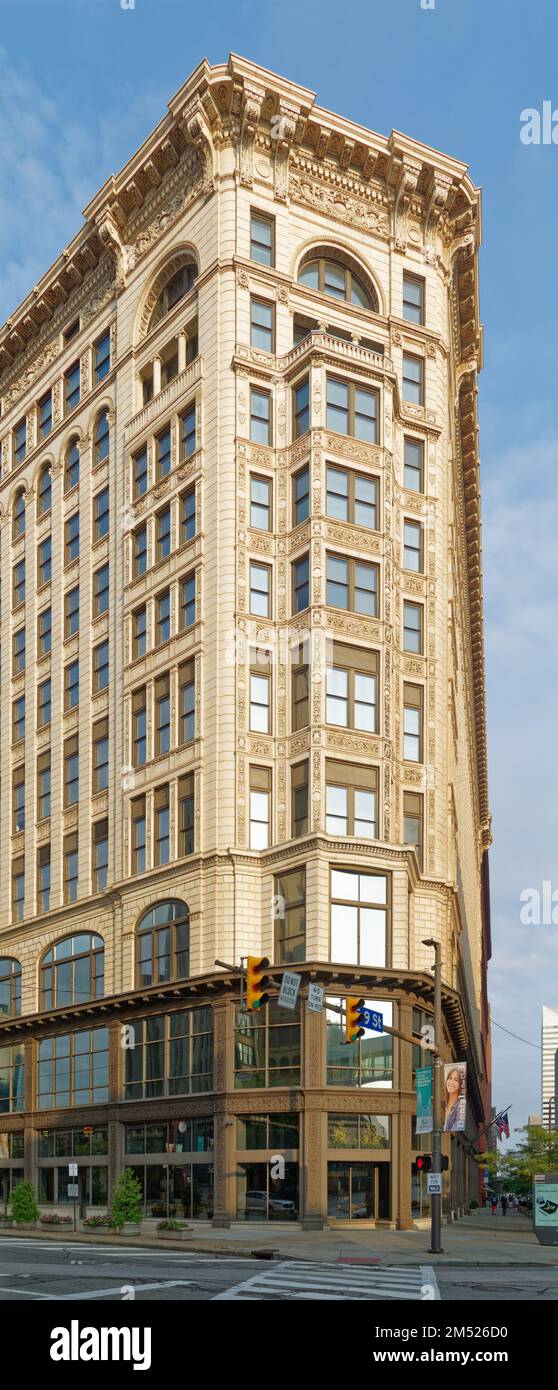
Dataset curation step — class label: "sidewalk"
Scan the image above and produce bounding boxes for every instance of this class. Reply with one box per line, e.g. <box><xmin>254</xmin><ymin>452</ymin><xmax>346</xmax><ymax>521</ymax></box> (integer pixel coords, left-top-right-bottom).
<box><xmin>2</xmin><ymin>1208</ymin><xmax>556</xmax><ymax>1266</ymax></box>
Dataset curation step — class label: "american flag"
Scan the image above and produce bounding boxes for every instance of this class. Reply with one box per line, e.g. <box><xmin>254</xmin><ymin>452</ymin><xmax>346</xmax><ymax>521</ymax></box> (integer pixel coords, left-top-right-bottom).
<box><xmin>496</xmin><ymin>1112</ymin><xmax>510</xmax><ymax>1139</ymax></box>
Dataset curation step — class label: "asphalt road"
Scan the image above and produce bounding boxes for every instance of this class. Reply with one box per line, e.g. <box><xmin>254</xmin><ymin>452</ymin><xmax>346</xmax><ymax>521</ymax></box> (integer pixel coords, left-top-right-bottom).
<box><xmin>0</xmin><ymin>1238</ymin><xmax>556</xmax><ymax>1300</ymax></box>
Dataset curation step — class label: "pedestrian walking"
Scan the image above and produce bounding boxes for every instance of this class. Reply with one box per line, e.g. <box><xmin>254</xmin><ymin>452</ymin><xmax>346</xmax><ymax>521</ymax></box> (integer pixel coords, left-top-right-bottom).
<box><xmin>491</xmin><ymin>1194</ymin><xmax>498</xmax><ymax>1214</ymax></box>
<box><xmin>501</xmin><ymin>1194</ymin><xmax>508</xmax><ymax>1216</ymax></box>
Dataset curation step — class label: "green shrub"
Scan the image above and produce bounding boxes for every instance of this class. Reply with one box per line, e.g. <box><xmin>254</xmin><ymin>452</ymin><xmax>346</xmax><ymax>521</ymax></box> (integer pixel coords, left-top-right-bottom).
<box><xmin>111</xmin><ymin>1170</ymin><xmax>143</xmax><ymax>1230</ymax></box>
<box><xmin>9</xmin><ymin>1180</ymin><xmax>39</xmax><ymax>1225</ymax></box>
<box><xmin>83</xmin><ymin>1214</ymin><xmax>112</xmax><ymax>1228</ymax></box>
<box><xmin>469</xmin><ymin>1199</ymin><xmax>479</xmax><ymax>1209</ymax></box>
<box><xmin>157</xmin><ymin>1219</ymin><xmax>192</xmax><ymax>1231</ymax></box>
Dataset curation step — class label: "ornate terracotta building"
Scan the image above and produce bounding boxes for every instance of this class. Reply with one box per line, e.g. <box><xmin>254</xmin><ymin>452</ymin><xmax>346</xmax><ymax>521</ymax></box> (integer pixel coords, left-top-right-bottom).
<box><xmin>0</xmin><ymin>55</ymin><xmax>491</xmax><ymax>1228</ymax></box>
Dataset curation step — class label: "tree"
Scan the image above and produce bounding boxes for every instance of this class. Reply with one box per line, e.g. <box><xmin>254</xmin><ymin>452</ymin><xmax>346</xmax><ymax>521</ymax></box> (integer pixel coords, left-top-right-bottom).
<box><xmin>111</xmin><ymin>1169</ymin><xmax>143</xmax><ymax>1230</ymax></box>
<box><xmin>9</xmin><ymin>1179</ymin><xmax>39</xmax><ymax>1225</ymax></box>
<box><xmin>477</xmin><ymin>1125</ymin><xmax>558</xmax><ymax>1195</ymax></box>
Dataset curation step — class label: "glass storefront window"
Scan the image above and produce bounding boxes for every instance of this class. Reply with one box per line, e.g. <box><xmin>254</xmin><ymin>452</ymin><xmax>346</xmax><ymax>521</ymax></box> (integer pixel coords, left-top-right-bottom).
<box><xmin>38</xmin><ymin>1027</ymin><xmax>109</xmax><ymax>1108</ymax></box>
<box><xmin>124</xmin><ymin>1010</ymin><xmax>213</xmax><ymax>1100</ymax></box>
<box><xmin>125</xmin><ymin>1119</ymin><xmax>214</xmax><ymax>1157</ymax></box>
<box><xmin>127</xmin><ymin>1161</ymin><xmax>213</xmax><ymax>1219</ymax></box>
<box><xmin>328</xmin><ymin>1114</ymin><xmax>390</xmax><ymax>1148</ymax></box>
<box><xmin>327</xmin><ymin>1161</ymin><xmax>390</xmax><ymax>1221</ymax></box>
<box><xmin>236</xmin><ymin>1161</ymin><xmax>299</xmax><ymax>1221</ymax></box>
<box><xmin>234</xmin><ymin>1002</ymin><xmax>301</xmax><ymax>1089</ymax></box>
<box><xmin>0</xmin><ymin>1044</ymin><xmax>25</xmax><ymax>1113</ymax></box>
<box><xmin>326</xmin><ymin>998</ymin><xmax>393</xmax><ymax>1088</ymax></box>
<box><xmin>39</xmin><ymin>1126</ymin><xmax>107</xmax><ymax>1159</ymax></box>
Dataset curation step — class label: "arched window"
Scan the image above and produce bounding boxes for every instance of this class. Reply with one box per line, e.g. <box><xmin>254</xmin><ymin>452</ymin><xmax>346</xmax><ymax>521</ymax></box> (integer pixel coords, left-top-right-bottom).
<box><xmin>65</xmin><ymin>437</ymin><xmax>80</xmax><ymax>494</ymax></box>
<box><xmin>137</xmin><ymin>900</ymin><xmax>190</xmax><ymax>987</ymax></box>
<box><xmin>12</xmin><ymin>489</ymin><xmax>25</xmax><ymax>540</ymax></box>
<box><xmin>41</xmin><ymin>933</ymin><xmax>104</xmax><ymax>1009</ymax></box>
<box><xmin>149</xmin><ymin>262</ymin><xmax>197</xmax><ymax>333</ymax></box>
<box><xmin>297</xmin><ymin>250</ymin><xmax>377</xmax><ymax>311</ymax></box>
<box><xmin>94</xmin><ymin>410</ymin><xmax>110</xmax><ymax>466</ymax></box>
<box><xmin>37</xmin><ymin>465</ymin><xmax>52</xmax><ymax>518</ymax></box>
<box><xmin>0</xmin><ymin>958</ymin><xmax>22</xmax><ymax>1017</ymax></box>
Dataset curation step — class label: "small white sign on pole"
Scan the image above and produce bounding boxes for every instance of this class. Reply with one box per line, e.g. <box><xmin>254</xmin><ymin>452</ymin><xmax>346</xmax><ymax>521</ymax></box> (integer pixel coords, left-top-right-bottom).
<box><xmin>307</xmin><ymin>984</ymin><xmax>325</xmax><ymax>1014</ymax></box>
<box><xmin>278</xmin><ymin>971</ymin><xmax>301</xmax><ymax>1010</ymax></box>
<box><xmin>68</xmin><ymin>1162</ymin><xmax>78</xmax><ymax>1177</ymax></box>
<box><xmin>67</xmin><ymin>1183</ymin><xmax>79</xmax><ymax>1198</ymax></box>
<box><xmin>427</xmin><ymin>1173</ymin><xmax>442</xmax><ymax>1195</ymax></box>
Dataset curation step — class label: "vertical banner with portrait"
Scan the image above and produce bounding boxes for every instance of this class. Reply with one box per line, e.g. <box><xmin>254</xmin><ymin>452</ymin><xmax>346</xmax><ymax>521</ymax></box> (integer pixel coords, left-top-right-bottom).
<box><xmin>443</xmin><ymin>1061</ymin><xmax>467</xmax><ymax>1132</ymax></box>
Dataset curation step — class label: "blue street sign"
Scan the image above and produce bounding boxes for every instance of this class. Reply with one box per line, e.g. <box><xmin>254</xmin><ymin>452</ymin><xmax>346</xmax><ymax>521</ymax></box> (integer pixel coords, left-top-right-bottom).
<box><xmin>358</xmin><ymin>1008</ymin><xmax>384</xmax><ymax>1033</ymax></box>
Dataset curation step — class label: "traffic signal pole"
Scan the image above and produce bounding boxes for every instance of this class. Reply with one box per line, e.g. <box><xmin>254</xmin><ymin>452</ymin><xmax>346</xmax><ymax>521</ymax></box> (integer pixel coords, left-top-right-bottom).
<box><xmin>423</xmin><ymin>937</ymin><xmax>443</xmax><ymax>1254</ymax></box>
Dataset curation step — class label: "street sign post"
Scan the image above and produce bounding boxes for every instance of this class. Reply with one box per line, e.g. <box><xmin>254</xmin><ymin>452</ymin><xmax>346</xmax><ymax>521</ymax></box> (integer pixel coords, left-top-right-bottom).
<box><xmin>68</xmin><ymin>1167</ymin><xmax>79</xmax><ymax>1233</ymax></box>
<box><xmin>69</xmin><ymin>1163</ymin><xmax>78</xmax><ymax>1177</ymax></box>
<box><xmin>427</xmin><ymin>1173</ymin><xmax>442</xmax><ymax>1195</ymax></box>
<box><xmin>307</xmin><ymin>983</ymin><xmax>324</xmax><ymax>1013</ymax></box>
<box><xmin>278</xmin><ymin>971</ymin><xmax>301</xmax><ymax>1010</ymax></box>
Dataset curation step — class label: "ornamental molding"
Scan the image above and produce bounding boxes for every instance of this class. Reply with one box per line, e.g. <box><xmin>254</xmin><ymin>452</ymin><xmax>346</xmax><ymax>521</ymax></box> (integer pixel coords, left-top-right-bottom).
<box><xmin>0</xmin><ymin>257</ymin><xmax>115</xmax><ymax>410</ymax></box>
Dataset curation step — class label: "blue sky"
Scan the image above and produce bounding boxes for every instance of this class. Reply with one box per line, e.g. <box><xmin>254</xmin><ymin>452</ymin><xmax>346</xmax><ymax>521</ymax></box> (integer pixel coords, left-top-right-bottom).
<box><xmin>1</xmin><ymin>0</ymin><xmax>557</xmax><ymax>1135</ymax></box>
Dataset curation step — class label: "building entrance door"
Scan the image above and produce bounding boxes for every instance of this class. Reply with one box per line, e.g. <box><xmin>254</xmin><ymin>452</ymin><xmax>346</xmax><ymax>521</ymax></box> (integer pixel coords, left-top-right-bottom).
<box><xmin>327</xmin><ymin>1161</ymin><xmax>390</xmax><ymax>1221</ymax></box>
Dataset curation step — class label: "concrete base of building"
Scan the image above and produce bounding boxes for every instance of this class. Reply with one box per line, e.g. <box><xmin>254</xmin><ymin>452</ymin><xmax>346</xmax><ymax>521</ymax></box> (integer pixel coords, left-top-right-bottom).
<box><xmin>302</xmin><ymin>1214</ymin><xmax>330</xmax><ymax>1231</ymax></box>
<box><xmin>211</xmin><ymin>1215</ymin><xmax>232</xmax><ymax>1229</ymax></box>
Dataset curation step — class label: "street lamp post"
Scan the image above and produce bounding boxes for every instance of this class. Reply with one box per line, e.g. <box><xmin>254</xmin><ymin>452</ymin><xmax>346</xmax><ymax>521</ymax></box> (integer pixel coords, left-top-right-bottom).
<box><xmin>423</xmin><ymin>937</ymin><xmax>444</xmax><ymax>1254</ymax></box>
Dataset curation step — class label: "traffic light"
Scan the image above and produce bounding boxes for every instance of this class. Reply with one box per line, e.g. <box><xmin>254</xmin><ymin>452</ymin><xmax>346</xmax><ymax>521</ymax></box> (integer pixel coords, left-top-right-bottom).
<box><xmin>416</xmin><ymin>1155</ymin><xmax>432</xmax><ymax>1172</ymax></box>
<box><xmin>345</xmin><ymin>996</ymin><xmax>366</xmax><ymax>1044</ymax></box>
<box><xmin>246</xmin><ymin>956</ymin><xmax>271</xmax><ymax>1011</ymax></box>
<box><xmin>441</xmin><ymin>1155</ymin><xmax>449</xmax><ymax>1172</ymax></box>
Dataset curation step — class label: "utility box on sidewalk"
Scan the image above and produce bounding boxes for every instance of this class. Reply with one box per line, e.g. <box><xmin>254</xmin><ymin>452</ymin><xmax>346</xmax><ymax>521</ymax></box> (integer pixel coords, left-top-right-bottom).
<box><xmin>533</xmin><ymin>1173</ymin><xmax>558</xmax><ymax>1245</ymax></box>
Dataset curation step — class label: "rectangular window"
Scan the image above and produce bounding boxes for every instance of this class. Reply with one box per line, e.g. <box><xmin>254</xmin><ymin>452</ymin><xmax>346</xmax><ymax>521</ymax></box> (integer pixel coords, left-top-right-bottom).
<box><xmin>249</xmin><ymin>649</ymin><xmax>270</xmax><ymax>734</ymax></box>
<box><xmin>93</xmin><ymin>486</ymin><xmax>109</xmax><ymax>542</ymax></box>
<box><xmin>12</xmin><ymin>858</ymin><xmax>25</xmax><ymax>923</ymax></box>
<box><xmin>93</xmin><ymin>717</ymin><xmax>109</xmax><ymax>794</ymax></box>
<box><xmin>64</xmin><ymin>359</ymin><xmax>80</xmax><ymax>413</ymax></box>
<box><xmin>65</xmin><ymin>585</ymin><xmax>80</xmax><ymax>638</ymax></box>
<box><xmin>12</xmin><ymin>627</ymin><xmax>25</xmax><ymax>675</ymax></box>
<box><xmin>64</xmin><ymin>735</ymin><xmax>79</xmax><ymax>807</ymax></box>
<box><xmin>38</xmin><ymin>678</ymin><xmax>51</xmax><ymax>728</ymax></box>
<box><xmin>326</xmin><ymin>465</ymin><xmax>378</xmax><ymax>529</ymax></box>
<box><xmin>133</xmin><ymin>525</ymin><xmax>147</xmax><ymax>578</ymax></box>
<box><xmin>94</xmin><ymin>329</ymin><xmax>111</xmax><ymax>383</ymax></box>
<box><xmin>133</xmin><ymin>446</ymin><xmax>148</xmax><ymax>498</ymax></box>
<box><xmin>12</xmin><ymin>559</ymin><xmax>25</xmax><ymax>608</ymax></box>
<box><xmin>180</xmin><ymin>572</ymin><xmax>196</xmax><ymax>629</ymax></box>
<box><xmin>63</xmin><ymin>317</ymin><xmax>80</xmax><ymax>345</ymax></box>
<box><xmin>402</xmin><ymin>353</ymin><xmax>424</xmax><ymax>406</ymax></box>
<box><xmin>326</xmin><ymin>554</ymin><xmax>378</xmax><ymax>617</ymax></box>
<box><xmin>14</xmin><ymin>419</ymin><xmax>26</xmax><ymax>464</ymax></box>
<box><xmin>64</xmin><ymin>658</ymin><xmax>79</xmax><ymax>711</ymax></box>
<box><xmin>132</xmin><ymin>688</ymin><xmax>147</xmax><ymax>768</ymax></box>
<box><xmin>292</xmin><ymin>554</ymin><xmax>309</xmax><ymax>614</ymax></box>
<box><xmin>38</xmin><ymin>390</ymin><xmax>52</xmax><ymax>439</ymax></box>
<box><xmin>327</xmin><ymin>995</ymin><xmax>393</xmax><ymax>1088</ymax></box>
<box><xmin>93</xmin><ymin>638</ymin><xmax>109</xmax><ymax>692</ymax></box>
<box><xmin>38</xmin><ymin>1026</ymin><xmax>109</xmax><ymax>1108</ymax></box>
<box><xmin>132</xmin><ymin>607</ymin><xmax>147</xmax><ymax>659</ymax></box>
<box><xmin>291</xmin><ymin>642</ymin><xmax>309</xmax><ymax>731</ymax></box>
<box><xmin>64</xmin><ymin>832</ymin><xmax>79</xmax><ymax>904</ymax></box>
<box><xmin>404</xmin><ymin>520</ymin><xmax>423</xmax><ymax>572</ymax></box>
<box><xmin>156</xmin><ymin>507</ymin><xmax>171</xmax><ymax>562</ymax></box>
<box><xmin>12</xmin><ymin>695</ymin><xmax>25</xmax><ymax>743</ymax></box>
<box><xmin>250</xmin><ymin>297</ymin><xmax>274</xmax><ymax>352</ymax></box>
<box><xmin>65</xmin><ymin>511</ymin><xmax>80</xmax><ymax>564</ymax></box>
<box><xmin>250</xmin><ymin>388</ymin><xmax>271</xmax><ymax>446</ymax></box>
<box><xmin>403</xmin><ymin>273</ymin><xmax>425</xmax><ymax>325</ymax></box>
<box><xmin>12</xmin><ymin>765</ymin><xmax>25</xmax><ymax>833</ymax></box>
<box><xmin>326</xmin><ymin>376</ymin><xmax>378</xmax><ymax>442</ymax></box>
<box><xmin>326</xmin><ymin>644</ymin><xmax>378</xmax><ymax>733</ymax></box>
<box><xmin>178</xmin><ymin>774</ymin><xmax>194</xmax><ymax>856</ymax></box>
<box><xmin>180</xmin><ymin>403</ymin><xmax>196</xmax><ymax>459</ymax></box>
<box><xmin>250</xmin><ymin>475</ymin><xmax>271</xmax><ymax>530</ymax></box>
<box><xmin>37</xmin><ymin>751</ymin><xmax>51</xmax><ymax>821</ymax></box>
<box><xmin>156</xmin><ymin>425</ymin><xmax>171</xmax><ymax>481</ymax></box>
<box><xmin>292</xmin><ymin>377</ymin><xmax>310</xmax><ymax>439</ymax></box>
<box><xmin>250</xmin><ymin>562</ymin><xmax>271</xmax><ymax>618</ymax></box>
<box><xmin>179</xmin><ymin>660</ymin><xmax>195</xmax><ymax>744</ymax></box>
<box><xmin>404</xmin><ymin>436</ymin><xmax>424</xmax><ymax>492</ymax></box>
<box><xmin>276</xmin><ymin>867</ymin><xmax>306</xmax><ymax>963</ymax></box>
<box><xmin>326</xmin><ymin>760</ymin><xmax>378</xmax><ymax>839</ymax></box>
<box><xmin>131</xmin><ymin>796</ymin><xmax>147</xmax><ymax>874</ymax></box>
<box><xmin>293</xmin><ymin>466</ymin><xmax>310</xmax><ymax>525</ymax></box>
<box><xmin>250</xmin><ymin>211</ymin><xmax>274</xmax><ymax>266</ymax></box>
<box><xmin>124</xmin><ymin>1009</ymin><xmax>212</xmax><ymax>1100</ymax></box>
<box><xmin>38</xmin><ymin>535</ymin><xmax>52</xmax><ymax>586</ymax></box>
<box><xmin>404</xmin><ymin>791</ymin><xmax>423</xmax><ymax>868</ymax></box>
<box><xmin>155</xmin><ymin>674</ymin><xmax>171</xmax><ymax>756</ymax></box>
<box><xmin>155</xmin><ymin>588</ymin><xmax>171</xmax><ymax>645</ymax></box>
<box><xmin>93</xmin><ymin>563</ymin><xmax>109</xmax><ymax>617</ymax></box>
<box><xmin>249</xmin><ymin>766</ymin><xmax>271</xmax><ymax>850</ymax></box>
<box><xmin>234</xmin><ymin>999</ymin><xmax>301</xmax><ymax>1090</ymax></box>
<box><xmin>291</xmin><ymin>762</ymin><xmax>309</xmax><ymax>840</ymax></box>
<box><xmin>181</xmin><ymin>486</ymin><xmax>196</xmax><ymax>543</ymax></box>
<box><xmin>403</xmin><ymin>601</ymin><xmax>423</xmax><ymax>654</ymax></box>
<box><xmin>403</xmin><ymin>683</ymin><xmax>423</xmax><ymax>763</ymax></box>
<box><xmin>93</xmin><ymin>819</ymin><xmax>109</xmax><ymax>892</ymax></box>
<box><xmin>37</xmin><ymin>845</ymin><xmax>51</xmax><ymax>914</ymax></box>
<box><xmin>330</xmin><ymin>869</ymin><xmax>388</xmax><ymax>967</ymax></box>
<box><xmin>154</xmin><ymin>785</ymin><xmax>170</xmax><ymax>866</ymax></box>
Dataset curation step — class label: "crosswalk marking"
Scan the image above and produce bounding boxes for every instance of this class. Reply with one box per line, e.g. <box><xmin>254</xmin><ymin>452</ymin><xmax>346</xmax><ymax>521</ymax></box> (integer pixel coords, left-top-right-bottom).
<box><xmin>213</xmin><ymin>1261</ymin><xmax>440</xmax><ymax>1301</ymax></box>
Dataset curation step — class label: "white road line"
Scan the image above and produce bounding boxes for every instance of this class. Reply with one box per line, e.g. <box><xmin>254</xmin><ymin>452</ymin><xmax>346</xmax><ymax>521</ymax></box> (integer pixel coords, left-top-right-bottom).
<box><xmin>0</xmin><ymin>1286</ymin><xmax>53</xmax><ymax>1299</ymax></box>
<box><xmin>213</xmin><ymin>1261</ymin><xmax>439</xmax><ymax>1302</ymax></box>
<box><xmin>53</xmin><ymin>1280</ymin><xmax>192</xmax><ymax>1300</ymax></box>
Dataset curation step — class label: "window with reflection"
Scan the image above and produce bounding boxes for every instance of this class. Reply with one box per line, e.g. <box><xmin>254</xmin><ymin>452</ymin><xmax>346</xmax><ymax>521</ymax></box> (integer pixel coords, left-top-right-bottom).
<box><xmin>234</xmin><ymin>1000</ymin><xmax>301</xmax><ymax>1089</ymax></box>
<box><xmin>326</xmin><ymin>998</ymin><xmax>393</xmax><ymax>1088</ymax></box>
<box><xmin>330</xmin><ymin>868</ymin><xmax>388</xmax><ymax>966</ymax></box>
<box><xmin>65</xmin><ymin>437</ymin><xmax>80</xmax><ymax>493</ymax></box>
<box><xmin>94</xmin><ymin>409</ymin><xmax>110</xmax><ymax>466</ymax></box>
<box><xmin>298</xmin><ymin>253</ymin><xmax>376</xmax><ymax>310</ymax></box>
<box><xmin>38</xmin><ymin>1026</ymin><xmax>109</xmax><ymax>1107</ymax></box>
<box><xmin>149</xmin><ymin>261</ymin><xmax>197</xmax><ymax>332</ymax></box>
<box><xmin>41</xmin><ymin>933</ymin><xmax>104</xmax><ymax>1009</ymax></box>
<box><xmin>136</xmin><ymin>900</ymin><xmax>190</xmax><ymax>987</ymax></box>
<box><xmin>12</xmin><ymin>489</ymin><xmax>25</xmax><ymax>541</ymax></box>
<box><xmin>37</xmin><ymin>466</ymin><xmax>52</xmax><ymax>517</ymax></box>
<box><xmin>0</xmin><ymin>958</ymin><xmax>21</xmax><ymax>1017</ymax></box>
<box><xmin>124</xmin><ymin>1008</ymin><xmax>212</xmax><ymax>1099</ymax></box>
<box><xmin>327</xmin><ymin>1113</ymin><xmax>390</xmax><ymax>1148</ymax></box>
<box><xmin>0</xmin><ymin>1045</ymin><xmax>25</xmax><ymax>1112</ymax></box>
